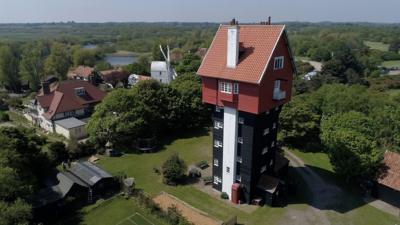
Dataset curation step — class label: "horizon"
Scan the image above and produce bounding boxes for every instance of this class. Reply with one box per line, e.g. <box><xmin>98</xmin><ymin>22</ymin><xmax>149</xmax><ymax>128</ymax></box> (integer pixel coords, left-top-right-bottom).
<box><xmin>0</xmin><ymin>0</ymin><xmax>399</xmax><ymax>24</ymax></box>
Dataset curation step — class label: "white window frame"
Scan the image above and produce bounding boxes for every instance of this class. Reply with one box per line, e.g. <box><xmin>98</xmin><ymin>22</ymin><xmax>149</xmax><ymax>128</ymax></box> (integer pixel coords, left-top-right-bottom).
<box><xmin>237</xmin><ymin>156</ymin><xmax>242</xmax><ymax>163</ymax></box>
<box><xmin>274</xmin><ymin>56</ymin><xmax>284</xmax><ymax>70</ymax></box>
<box><xmin>236</xmin><ymin>174</ymin><xmax>242</xmax><ymax>182</ymax></box>
<box><xmin>219</xmin><ymin>82</ymin><xmax>232</xmax><ymax>94</ymax></box>
<box><xmin>260</xmin><ymin>165</ymin><xmax>267</xmax><ymax>173</ymax></box>
<box><xmin>233</xmin><ymin>83</ymin><xmax>239</xmax><ymax>94</ymax></box>
<box><xmin>271</xmin><ymin>141</ymin><xmax>275</xmax><ymax>147</ymax></box>
<box><xmin>214</xmin><ymin>159</ymin><xmax>219</xmax><ymax>166</ymax></box>
<box><xmin>215</xmin><ymin>106</ymin><xmax>222</xmax><ymax>112</ymax></box>
<box><xmin>263</xmin><ymin>128</ymin><xmax>270</xmax><ymax>136</ymax></box>
<box><xmin>273</xmin><ymin>123</ymin><xmax>277</xmax><ymax>129</ymax></box>
<box><xmin>214</xmin><ymin>140</ymin><xmax>223</xmax><ymax>148</ymax></box>
<box><xmin>214</xmin><ymin>121</ymin><xmax>223</xmax><ymax>129</ymax></box>
<box><xmin>238</xmin><ymin>137</ymin><xmax>243</xmax><ymax>144</ymax></box>
<box><xmin>270</xmin><ymin>160</ymin><xmax>274</xmax><ymax>166</ymax></box>
<box><xmin>274</xmin><ymin>80</ymin><xmax>281</xmax><ymax>90</ymax></box>
<box><xmin>238</xmin><ymin>117</ymin><xmax>244</xmax><ymax>124</ymax></box>
<box><xmin>214</xmin><ymin>176</ymin><xmax>221</xmax><ymax>184</ymax></box>
<box><xmin>262</xmin><ymin>147</ymin><xmax>268</xmax><ymax>155</ymax></box>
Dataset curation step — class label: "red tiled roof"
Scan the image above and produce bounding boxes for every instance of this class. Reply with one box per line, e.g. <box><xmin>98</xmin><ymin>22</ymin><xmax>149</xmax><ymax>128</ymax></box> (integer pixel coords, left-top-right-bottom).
<box><xmin>377</xmin><ymin>151</ymin><xmax>400</xmax><ymax>191</ymax></box>
<box><xmin>68</xmin><ymin>66</ymin><xmax>95</xmax><ymax>79</ymax></box>
<box><xmin>197</xmin><ymin>25</ymin><xmax>285</xmax><ymax>84</ymax></box>
<box><xmin>100</xmin><ymin>69</ymin><xmax>129</xmax><ymax>85</ymax></box>
<box><xmin>37</xmin><ymin>80</ymin><xmax>106</xmax><ymax>120</ymax></box>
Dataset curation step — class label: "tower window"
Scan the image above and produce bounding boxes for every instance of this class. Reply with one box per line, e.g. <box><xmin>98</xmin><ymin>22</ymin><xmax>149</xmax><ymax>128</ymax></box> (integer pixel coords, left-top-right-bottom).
<box><xmin>219</xmin><ymin>82</ymin><xmax>232</xmax><ymax>93</ymax></box>
<box><xmin>214</xmin><ymin>140</ymin><xmax>223</xmax><ymax>148</ymax></box>
<box><xmin>274</xmin><ymin>56</ymin><xmax>284</xmax><ymax>70</ymax></box>
<box><xmin>214</xmin><ymin>121</ymin><xmax>223</xmax><ymax>129</ymax></box>
<box><xmin>260</xmin><ymin>165</ymin><xmax>267</xmax><ymax>173</ymax></box>
<box><xmin>237</xmin><ymin>156</ymin><xmax>242</xmax><ymax>163</ymax></box>
<box><xmin>273</xmin><ymin>123</ymin><xmax>277</xmax><ymax>129</ymax></box>
<box><xmin>214</xmin><ymin>159</ymin><xmax>219</xmax><ymax>166</ymax></box>
<box><xmin>233</xmin><ymin>83</ymin><xmax>239</xmax><ymax>94</ymax></box>
<box><xmin>271</xmin><ymin>141</ymin><xmax>275</xmax><ymax>147</ymax></box>
<box><xmin>226</xmin><ymin>167</ymin><xmax>230</xmax><ymax>173</ymax></box>
<box><xmin>215</xmin><ymin>106</ymin><xmax>222</xmax><ymax>112</ymax></box>
<box><xmin>214</xmin><ymin>176</ymin><xmax>221</xmax><ymax>184</ymax></box>
<box><xmin>238</xmin><ymin>117</ymin><xmax>244</xmax><ymax>124</ymax></box>
<box><xmin>262</xmin><ymin>147</ymin><xmax>268</xmax><ymax>155</ymax></box>
<box><xmin>236</xmin><ymin>174</ymin><xmax>242</xmax><ymax>182</ymax></box>
<box><xmin>263</xmin><ymin>128</ymin><xmax>270</xmax><ymax>136</ymax></box>
<box><xmin>238</xmin><ymin>137</ymin><xmax>243</xmax><ymax>144</ymax></box>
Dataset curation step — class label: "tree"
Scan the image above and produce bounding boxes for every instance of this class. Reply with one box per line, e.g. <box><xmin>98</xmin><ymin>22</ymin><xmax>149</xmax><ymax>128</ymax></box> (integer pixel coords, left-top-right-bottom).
<box><xmin>162</xmin><ymin>154</ymin><xmax>187</xmax><ymax>185</ymax></box>
<box><xmin>44</xmin><ymin>43</ymin><xmax>72</xmax><ymax>80</ymax></box>
<box><xmin>279</xmin><ymin>96</ymin><xmax>321</xmax><ymax>148</ymax></box>
<box><xmin>19</xmin><ymin>42</ymin><xmax>47</xmax><ymax>91</ymax></box>
<box><xmin>48</xmin><ymin>141</ymin><xmax>68</xmax><ymax>164</ymax></box>
<box><xmin>321</xmin><ymin>112</ymin><xmax>383</xmax><ymax>180</ymax></box>
<box><xmin>72</xmin><ymin>48</ymin><xmax>100</xmax><ymax>67</ymax></box>
<box><xmin>95</xmin><ymin>61</ymin><xmax>113</xmax><ymax>71</ymax></box>
<box><xmin>388</xmin><ymin>39</ymin><xmax>400</xmax><ymax>53</ymax></box>
<box><xmin>0</xmin><ymin>199</ymin><xmax>32</xmax><ymax>225</ymax></box>
<box><xmin>0</xmin><ymin>45</ymin><xmax>20</xmax><ymax>92</ymax></box>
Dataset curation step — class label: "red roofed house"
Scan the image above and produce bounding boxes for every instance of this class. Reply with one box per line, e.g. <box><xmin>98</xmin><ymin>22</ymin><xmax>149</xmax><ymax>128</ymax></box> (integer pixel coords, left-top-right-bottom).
<box><xmin>375</xmin><ymin>151</ymin><xmax>400</xmax><ymax>208</ymax></box>
<box><xmin>32</xmin><ymin>80</ymin><xmax>105</xmax><ymax>138</ymax></box>
<box><xmin>100</xmin><ymin>68</ymin><xmax>130</xmax><ymax>88</ymax></box>
<box><xmin>197</xmin><ymin>19</ymin><xmax>295</xmax><ymax>205</ymax></box>
<box><xmin>68</xmin><ymin>66</ymin><xmax>96</xmax><ymax>82</ymax></box>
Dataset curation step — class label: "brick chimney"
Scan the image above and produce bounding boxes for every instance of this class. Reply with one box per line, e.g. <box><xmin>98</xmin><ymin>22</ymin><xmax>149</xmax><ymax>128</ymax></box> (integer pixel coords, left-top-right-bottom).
<box><xmin>227</xmin><ymin>19</ymin><xmax>239</xmax><ymax>68</ymax></box>
<box><xmin>42</xmin><ymin>81</ymin><xmax>50</xmax><ymax>95</ymax></box>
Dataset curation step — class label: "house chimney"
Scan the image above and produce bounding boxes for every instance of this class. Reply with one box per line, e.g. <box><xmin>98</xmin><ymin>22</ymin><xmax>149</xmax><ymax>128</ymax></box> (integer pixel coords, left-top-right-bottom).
<box><xmin>268</xmin><ymin>16</ymin><xmax>271</xmax><ymax>25</ymax></box>
<box><xmin>227</xmin><ymin>19</ymin><xmax>239</xmax><ymax>68</ymax></box>
<box><xmin>42</xmin><ymin>81</ymin><xmax>50</xmax><ymax>95</ymax></box>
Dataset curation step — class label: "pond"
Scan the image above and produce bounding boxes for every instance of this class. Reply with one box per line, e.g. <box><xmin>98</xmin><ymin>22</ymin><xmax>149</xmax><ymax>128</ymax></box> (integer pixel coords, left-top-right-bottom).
<box><xmin>105</xmin><ymin>55</ymin><xmax>138</xmax><ymax>66</ymax></box>
<box><xmin>83</xmin><ymin>44</ymin><xmax>98</xmax><ymax>49</ymax></box>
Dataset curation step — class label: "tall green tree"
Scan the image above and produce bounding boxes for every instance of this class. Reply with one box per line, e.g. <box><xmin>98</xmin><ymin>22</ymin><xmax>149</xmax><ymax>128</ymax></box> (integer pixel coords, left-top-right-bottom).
<box><xmin>44</xmin><ymin>43</ymin><xmax>72</xmax><ymax>80</ymax></box>
<box><xmin>0</xmin><ymin>45</ymin><xmax>20</xmax><ymax>92</ymax></box>
<box><xmin>19</xmin><ymin>42</ymin><xmax>47</xmax><ymax>91</ymax></box>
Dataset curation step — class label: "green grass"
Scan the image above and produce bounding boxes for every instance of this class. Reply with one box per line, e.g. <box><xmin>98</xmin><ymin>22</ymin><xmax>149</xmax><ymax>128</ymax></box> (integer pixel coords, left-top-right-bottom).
<box><xmin>61</xmin><ymin>196</ymin><xmax>166</xmax><ymax>225</ymax></box>
<box><xmin>382</xmin><ymin>60</ymin><xmax>400</xmax><ymax>68</ymax></box>
<box><xmin>80</xmin><ymin>130</ymin><xmax>399</xmax><ymax>225</ymax></box>
<box><xmin>364</xmin><ymin>41</ymin><xmax>389</xmax><ymax>52</ymax></box>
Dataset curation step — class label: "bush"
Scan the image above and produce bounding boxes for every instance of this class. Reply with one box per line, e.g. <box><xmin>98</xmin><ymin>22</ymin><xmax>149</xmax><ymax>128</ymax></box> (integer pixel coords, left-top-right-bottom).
<box><xmin>0</xmin><ymin>111</ymin><xmax>9</xmax><ymax>122</ymax></box>
<box><xmin>220</xmin><ymin>192</ymin><xmax>229</xmax><ymax>199</ymax></box>
<box><xmin>5</xmin><ymin>98</ymin><xmax>23</xmax><ymax>110</ymax></box>
<box><xmin>153</xmin><ymin>166</ymin><xmax>161</xmax><ymax>175</ymax></box>
<box><xmin>162</xmin><ymin>154</ymin><xmax>187</xmax><ymax>185</ymax></box>
<box><xmin>48</xmin><ymin>141</ymin><xmax>68</xmax><ymax>164</ymax></box>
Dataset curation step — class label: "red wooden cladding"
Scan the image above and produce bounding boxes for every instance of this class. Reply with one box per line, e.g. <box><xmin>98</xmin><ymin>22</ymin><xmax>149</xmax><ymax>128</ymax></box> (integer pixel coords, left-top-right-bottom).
<box><xmin>201</xmin><ymin>34</ymin><xmax>294</xmax><ymax>115</ymax></box>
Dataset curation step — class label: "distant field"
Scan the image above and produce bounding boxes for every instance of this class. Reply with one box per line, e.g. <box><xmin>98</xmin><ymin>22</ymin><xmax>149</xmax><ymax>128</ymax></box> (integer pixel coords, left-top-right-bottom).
<box><xmin>364</xmin><ymin>41</ymin><xmax>389</xmax><ymax>51</ymax></box>
<box><xmin>382</xmin><ymin>60</ymin><xmax>400</xmax><ymax>68</ymax></box>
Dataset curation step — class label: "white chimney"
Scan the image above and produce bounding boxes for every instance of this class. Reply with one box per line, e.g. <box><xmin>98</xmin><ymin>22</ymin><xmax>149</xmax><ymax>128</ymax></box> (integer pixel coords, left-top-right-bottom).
<box><xmin>227</xmin><ymin>20</ymin><xmax>239</xmax><ymax>68</ymax></box>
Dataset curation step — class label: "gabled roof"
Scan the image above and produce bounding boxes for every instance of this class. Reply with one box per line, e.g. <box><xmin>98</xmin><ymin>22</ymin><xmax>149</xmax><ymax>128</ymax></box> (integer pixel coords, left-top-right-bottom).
<box><xmin>55</xmin><ymin>117</ymin><xmax>86</xmax><ymax>129</ymax></box>
<box><xmin>37</xmin><ymin>80</ymin><xmax>106</xmax><ymax>120</ymax></box>
<box><xmin>100</xmin><ymin>68</ymin><xmax>129</xmax><ymax>85</ymax></box>
<box><xmin>197</xmin><ymin>24</ymin><xmax>287</xmax><ymax>84</ymax></box>
<box><xmin>377</xmin><ymin>151</ymin><xmax>400</xmax><ymax>192</ymax></box>
<box><xmin>68</xmin><ymin>66</ymin><xmax>95</xmax><ymax>79</ymax></box>
<box><xmin>68</xmin><ymin>161</ymin><xmax>112</xmax><ymax>186</ymax></box>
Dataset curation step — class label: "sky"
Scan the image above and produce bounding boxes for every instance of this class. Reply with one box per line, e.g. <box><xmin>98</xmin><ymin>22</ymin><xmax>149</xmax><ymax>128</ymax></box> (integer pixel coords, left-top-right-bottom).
<box><xmin>0</xmin><ymin>0</ymin><xmax>399</xmax><ymax>24</ymax></box>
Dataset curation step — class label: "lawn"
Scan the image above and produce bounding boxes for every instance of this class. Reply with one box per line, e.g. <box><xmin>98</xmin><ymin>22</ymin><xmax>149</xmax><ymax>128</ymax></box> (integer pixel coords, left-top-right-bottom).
<box><xmin>59</xmin><ymin>196</ymin><xmax>167</xmax><ymax>225</ymax></box>
<box><xmin>364</xmin><ymin>41</ymin><xmax>389</xmax><ymax>52</ymax></box>
<box><xmin>382</xmin><ymin>60</ymin><xmax>400</xmax><ymax>68</ymax></box>
<box><xmin>80</xmin><ymin>130</ymin><xmax>399</xmax><ymax>225</ymax></box>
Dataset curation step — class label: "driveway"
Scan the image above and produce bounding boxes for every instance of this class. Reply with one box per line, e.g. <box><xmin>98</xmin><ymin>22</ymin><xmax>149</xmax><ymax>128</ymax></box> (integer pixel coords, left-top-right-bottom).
<box><xmin>278</xmin><ymin>150</ymin><xmax>344</xmax><ymax>225</ymax></box>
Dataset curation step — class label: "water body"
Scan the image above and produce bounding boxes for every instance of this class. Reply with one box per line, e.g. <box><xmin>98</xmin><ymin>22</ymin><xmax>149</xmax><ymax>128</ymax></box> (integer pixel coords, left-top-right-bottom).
<box><xmin>83</xmin><ymin>44</ymin><xmax>98</xmax><ymax>49</ymax></box>
<box><xmin>105</xmin><ymin>55</ymin><xmax>137</xmax><ymax>66</ymax></box>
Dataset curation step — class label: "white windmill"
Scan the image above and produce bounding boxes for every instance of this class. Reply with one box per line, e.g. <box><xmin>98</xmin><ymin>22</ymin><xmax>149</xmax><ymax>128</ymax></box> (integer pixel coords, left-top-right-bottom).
<box><xmin>151</xmin><ymin>45</ymin><xmax>178</xmax><ymax>84</ymax></box>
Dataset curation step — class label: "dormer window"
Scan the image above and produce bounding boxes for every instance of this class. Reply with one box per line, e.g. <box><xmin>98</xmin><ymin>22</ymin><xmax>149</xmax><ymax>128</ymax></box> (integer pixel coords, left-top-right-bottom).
<box><xmin>74</xmin><ymin>87</ymin><xmax>85</xmax><ymax>96</ymax></box>
<box><xmin>274</xmin><ymin>56</ymin><xmax>284</xmax><ymax>70</ymax></box>
<box><xmin>219</xmin><ymin>82</ymin><xmax>232</xmax><ymax>94</ymax></box>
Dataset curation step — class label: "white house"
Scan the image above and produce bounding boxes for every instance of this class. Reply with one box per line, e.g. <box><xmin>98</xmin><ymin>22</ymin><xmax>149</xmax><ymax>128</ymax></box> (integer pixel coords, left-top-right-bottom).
<box><xmin>151</xmin><ymin>45</ymin><xmax>177</xmax><ymax>84</ymax></box>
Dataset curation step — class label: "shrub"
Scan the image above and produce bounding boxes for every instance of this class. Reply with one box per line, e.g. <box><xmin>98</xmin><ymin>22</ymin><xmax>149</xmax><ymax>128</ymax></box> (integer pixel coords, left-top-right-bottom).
<box><xmin>0</xmin><ymin>111</ymin><xmax>9</xmax><ymax>122</ymax></box>
<box><xmin>48</xmin><ymin>141</ymin><xmax>68</xmax><ymax>164</ymax></box>
<box><xmin>153</xmin><ymin>166</ymin><xmax>161</xmax><ymax>174</ymax></box>
<box><xmin>220</xmin><ymin>192</ymin><xmax>229</xmax><ymax>199</ymax></box>
<box><xmin>162</xmin><ymin>154</ymin><xmax>187</xmax><ymax>185</ymax></box>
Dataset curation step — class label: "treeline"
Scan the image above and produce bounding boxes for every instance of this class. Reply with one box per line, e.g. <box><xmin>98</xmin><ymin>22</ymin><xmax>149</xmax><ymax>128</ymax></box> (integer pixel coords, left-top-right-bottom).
<box><xmin>280</xmin><ymin>80</ymin><xmax>400</xmax><ymax>181</ymax></box>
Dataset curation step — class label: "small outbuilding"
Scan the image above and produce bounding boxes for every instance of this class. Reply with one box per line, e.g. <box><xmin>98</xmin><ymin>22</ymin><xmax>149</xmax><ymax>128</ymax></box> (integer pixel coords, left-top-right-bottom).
<box><xmin>375</xmin><ymin>151</ymin><xmax>400</xmax><ymax>208</ymax></box>
<box><xmin>256</xmin><ymin>174</ymin><xmax>281</xmax><ymax>206</ymax></box>
<box><xmin>54</xmin><ymin>117</ymin><xmax>87</xmax><ymax>139</ymax></box>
